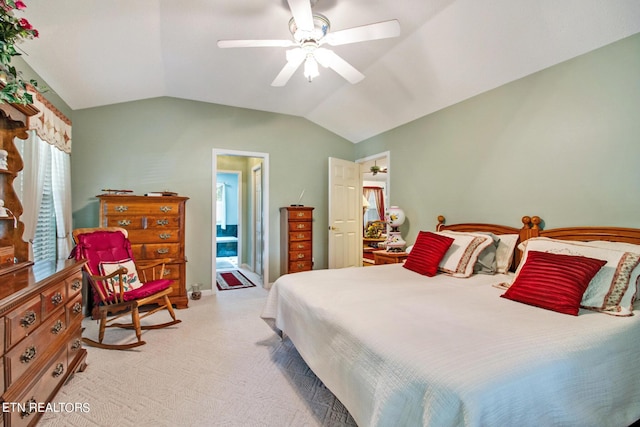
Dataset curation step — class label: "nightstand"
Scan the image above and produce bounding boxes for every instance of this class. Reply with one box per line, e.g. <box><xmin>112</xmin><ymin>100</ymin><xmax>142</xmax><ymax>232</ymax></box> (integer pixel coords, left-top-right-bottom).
<box><xmin>373</xmin><ymin>250</ymin><xmax>409</xmax><ymax>265</ymax></box>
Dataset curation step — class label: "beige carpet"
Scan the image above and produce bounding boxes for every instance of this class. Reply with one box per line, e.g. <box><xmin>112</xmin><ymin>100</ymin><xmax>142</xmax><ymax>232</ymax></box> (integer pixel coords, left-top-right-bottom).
<box><xmin>39</xmin><ymin>287</ymin><xmax>357</xmax><ymax>427</ymax></box>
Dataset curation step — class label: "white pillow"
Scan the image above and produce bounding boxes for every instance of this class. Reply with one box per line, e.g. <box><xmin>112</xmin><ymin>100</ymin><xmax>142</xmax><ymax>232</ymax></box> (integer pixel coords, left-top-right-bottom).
<box><xmin>99</xmin><ymin>258</ymin><xmax>143</xmax><ymax>293</ymax></box>
<box><xmin>435</xmin><ymin>231</ymin><xmax>494</xmax><ymax>278</ymax></box>
<box><xmin>518</xmin><ymin>237</ymin><xmax>640</xmax><ymax>316</ymax></box>
<box><xmin>495</xmin><ymin>234</ymin><xmax>519</xmax><ymax>273</ymax></box>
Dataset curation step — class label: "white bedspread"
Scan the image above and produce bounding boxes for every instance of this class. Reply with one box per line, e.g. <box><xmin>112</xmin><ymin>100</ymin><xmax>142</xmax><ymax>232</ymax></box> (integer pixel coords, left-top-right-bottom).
<box><xmin>261</xmin><ymin>264</ymin><xmax>640</xmax><ymax>427</ymax></box>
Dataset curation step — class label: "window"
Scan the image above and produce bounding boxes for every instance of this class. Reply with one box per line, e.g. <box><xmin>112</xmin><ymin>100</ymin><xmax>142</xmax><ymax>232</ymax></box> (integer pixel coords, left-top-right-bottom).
<box><xmin>32</xmin><ymin>158</ymin><xmax>57</xmax><ymax>261</ymax></box>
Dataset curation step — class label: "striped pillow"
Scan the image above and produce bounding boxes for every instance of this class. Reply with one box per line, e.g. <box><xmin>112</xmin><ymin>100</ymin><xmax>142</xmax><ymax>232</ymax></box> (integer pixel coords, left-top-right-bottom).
<box><xmin>501</xmin><ymin>251</ymin><xmax>606</xmax><ymax>315</ymax></box>
<box><xmin>404</xmin><ymin>231</ymin><xmax>454</xmax><ymax>277</ymax></box>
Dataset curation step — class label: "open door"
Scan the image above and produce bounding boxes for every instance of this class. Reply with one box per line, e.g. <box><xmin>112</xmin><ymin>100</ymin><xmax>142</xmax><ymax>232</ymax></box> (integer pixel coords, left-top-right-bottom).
<box><xmin>328</xmin><ymin>157</ymin><xmax>362</xmax><ymax>269</ymax></box>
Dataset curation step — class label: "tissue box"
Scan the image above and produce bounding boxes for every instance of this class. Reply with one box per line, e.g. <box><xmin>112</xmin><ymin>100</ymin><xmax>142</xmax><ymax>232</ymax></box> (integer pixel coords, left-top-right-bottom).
<box><xmin>0</xmin><ymin>246</ymin><xmax>15</xmax><ymax>267</ymax></box>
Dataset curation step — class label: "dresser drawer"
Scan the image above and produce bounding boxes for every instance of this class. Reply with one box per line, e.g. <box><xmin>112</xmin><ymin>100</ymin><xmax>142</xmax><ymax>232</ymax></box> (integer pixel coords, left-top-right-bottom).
<box><xmin>289</xmin><ymin>250</ymin><xmax>311</xmax><ymax>262</ymax></box>
<box><xmin>288</xmin><ymin>209</ymin><xmax>313</xmax><ymax>221</ymax></box>
<box><xmin>102</xmin><ymin>201</ymin><xmax>181</xmax><ymax>216</ymax></box>
<box><xmin>102</xmin><ymin>215</ymin><xmax>145</xmax><ymax>229</ymax></box>
<box><xmin>159</xmin><ymin>263</ymin><xmax>182</xmax><ymax>281</ymax></box>
<box><xmin>6</xmin><ymin>296</ymin><xmax>42</xmax><ymax>351</ymax></box>
<box><xmin>66</xmin><ymin>272</ymin><xmax>83</xmax><ymax>299</ymax></box>
<box><xmin>289</xmin><ymin>221</ymin><xmax>312</xmax><ymax>232</ymax></box>
<box><xmin>288</xmin><ymin>260</ymin><xmax>312</xmax><ymax>273</ymax></box>
<box><xmin>127</xmin><ymin>228</ymin><xmax>180</xmax><ymax>243</ymax></box>
<box><xmin>141</xmin><ymin>243</ymin><xmax>181</xmax><ymax>259</ymax></box>
<box><xmin>66</xmin><ymin>293</ymin><xmax>84</xmax><ymax>327</ymax></box>
<box><xmin>289</xmin><ymin>231</ymin><xmax>311</xmax><ymax>242</ymax></box>
<box><xmin>289</xmin><ymin>240</ymin><xmax>311</xmax><ymax>251</ymax></box>
<box><xmin>41</xmin><ymin>281</ymin><xmax>66</xmax><ymax>319</ymax></box>
<box><xmin>5</xmin><ymin>309</ymin><xmax>66</xmax><ymax>387</ymax></box>
<box><xmin>7</xmin><ymin>346</ymin><xmax>68</xmax><ymax>427</ymax></box>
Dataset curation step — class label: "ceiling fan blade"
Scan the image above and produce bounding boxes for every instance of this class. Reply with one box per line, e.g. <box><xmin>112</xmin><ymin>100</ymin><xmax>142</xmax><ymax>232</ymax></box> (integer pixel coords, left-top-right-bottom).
<box><xmin>217</xmin><ymin>39</ymin><xmax>295</xmax><ymax>48</ymax></box>
<box><xmin>324</xmin><ymin>19</ymin><xmax>400</xmax><ymax>46</ymax></box>
<box><xmin>271</xmin><ymin>48</ymin><xmax>306</xmax><ymax>87</ymax></box>
<box><xmin>314</xmin><ymin>49</ymin><xmax>364</xmax><ymax>84</ymax></box>
<box><xmin>287</xmin><ymin>0</ymin><xmax>314</xmax><ymax>32</ymax></box>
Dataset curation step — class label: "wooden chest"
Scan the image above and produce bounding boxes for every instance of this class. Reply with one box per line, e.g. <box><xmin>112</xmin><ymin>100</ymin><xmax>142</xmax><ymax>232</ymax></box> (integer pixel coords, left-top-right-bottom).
<box><xmin>280</xmin><ymin>206</ymin><xmax>314</xmax><ymax>274</ymax></box>
<box><xmin>97</xmin><ymin>195</ymin><xmax>189</xmax><ymax>309</ymax></box>
<box><xmin>0</xmin><ymin>260</ymin><xmax>87</xmax><ymax>427</ymax></box>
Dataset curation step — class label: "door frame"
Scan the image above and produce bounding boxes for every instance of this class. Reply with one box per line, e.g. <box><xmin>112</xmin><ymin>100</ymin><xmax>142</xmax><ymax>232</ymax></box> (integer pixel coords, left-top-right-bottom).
<box><xmin>212</xmin><ymin>149</ymin><xmax>269</xmax><ymax>289</ymax></box>
<box><xmin>356</xmin><ymin>150</ymin><xmax>391</xmax><ymax>206</ymax></box>
<box><xmin>216</xmin><ymin>169</ymin><xmax>242</xmax><ymax>267</ymax></box>
<box><xmin>251</xmin><ymin>163</ymin><xmax>263</xmax><ymax>275</ymax></box>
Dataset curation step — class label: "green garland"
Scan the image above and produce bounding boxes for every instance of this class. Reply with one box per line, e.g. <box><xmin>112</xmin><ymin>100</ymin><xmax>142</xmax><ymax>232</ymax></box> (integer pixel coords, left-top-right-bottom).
<box><xmin>0</xmin><ymin>0</ymin><xmax>39</xmax><ymax>104</ymax></box>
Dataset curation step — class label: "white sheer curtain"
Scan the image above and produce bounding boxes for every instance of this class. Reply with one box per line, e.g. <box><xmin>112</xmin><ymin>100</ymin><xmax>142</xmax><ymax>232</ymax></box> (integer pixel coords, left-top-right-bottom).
<box><xmin>51</xmin><ymin>145</ymin><xmax>72</xmax><ymax>259</ymax></box>
<box><xmin>20</xmin><ymin>131</ymin><xmax>49</xmax><ymax>260</ymax></box>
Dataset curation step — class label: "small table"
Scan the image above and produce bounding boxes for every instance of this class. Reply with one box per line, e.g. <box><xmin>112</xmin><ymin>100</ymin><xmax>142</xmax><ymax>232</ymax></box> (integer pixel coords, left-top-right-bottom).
<box><xmin>373</xmin><ymin>250</ymin><xmax>409</xmax><ymax>265</ymax></box>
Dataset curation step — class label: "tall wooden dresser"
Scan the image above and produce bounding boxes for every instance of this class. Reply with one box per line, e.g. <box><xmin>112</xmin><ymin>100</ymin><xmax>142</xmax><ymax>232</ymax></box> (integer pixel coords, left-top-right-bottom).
<box><xmin>97</xmin><ymin>195</ymin><xmax>189</xmax><ymax>309</ymax></box>
<box><xmin>1</xmin><ymin>260</ymin><xmax>88</xmax><ymax>427</ymax></box>
<box><xmin>280</xmin><ymin>206</ymin><xmax>314</xmax><ymax>274</ymax></box>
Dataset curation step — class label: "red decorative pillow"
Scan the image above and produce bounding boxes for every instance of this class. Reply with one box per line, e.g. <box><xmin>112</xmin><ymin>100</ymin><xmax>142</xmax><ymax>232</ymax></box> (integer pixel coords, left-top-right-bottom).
<box><xmin>501</xmin><ymin>251</ymin><xmax>607</xmax><ymax>315</ymax></box>
<box><xmin>404</xmin><ymin>231</ymin><xmax>454</xmax><ymax>276</ymax></box>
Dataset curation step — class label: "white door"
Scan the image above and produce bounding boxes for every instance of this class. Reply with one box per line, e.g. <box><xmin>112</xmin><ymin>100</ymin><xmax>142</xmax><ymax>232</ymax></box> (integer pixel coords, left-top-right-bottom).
<box><xmin>252</xmin><ymin>164</ymin><xmax>263</xmax><ymax>278</ymax></box>
<box><xmin>328</xmin><ymin>157</ymin><xmax>362</xmax><ymax>269</ymax></box>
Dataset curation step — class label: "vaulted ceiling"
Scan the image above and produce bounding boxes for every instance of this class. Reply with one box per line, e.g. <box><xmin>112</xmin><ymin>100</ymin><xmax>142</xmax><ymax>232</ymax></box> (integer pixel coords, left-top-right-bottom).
<box><xmin>20</xmin><ymin>0</ymin><xmax>640</xmax><ymax>143</ymax></box>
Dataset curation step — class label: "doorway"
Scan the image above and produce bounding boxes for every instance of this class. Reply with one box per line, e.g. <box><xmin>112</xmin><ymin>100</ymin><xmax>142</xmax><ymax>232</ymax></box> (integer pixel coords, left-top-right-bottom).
<box><xmin>213</xmin><ymin>149</ymin><xmax>269</xmax><ymax>289</ymax></box>
<box><xmin>215</xmin><ymin>170</ymin><xmax>241</xmax><ymax>271</ymax></box>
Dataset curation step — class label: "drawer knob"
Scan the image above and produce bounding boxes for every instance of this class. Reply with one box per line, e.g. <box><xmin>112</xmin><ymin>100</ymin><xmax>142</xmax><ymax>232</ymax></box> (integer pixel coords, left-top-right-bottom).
<box><xmin>159</xmin><ymin>233</ymin><xmax>171</xmax><ymax>240</ymax></box>
<box><xmin>118</xmin><ymin>219</ymin><xmax>131</xmax><ymax>226</ymax></box>
<box><xmin>157</xmin><ymin>248</ymin><xmax>169</xmax><ymax>254</ymax></box>
<box><xmin>157</xmin><ymin>219</ymin><xmax>169</xmax><ymax>226</ymax></box>
<box><xmin>115</xmin><ymin>205</ymin><xmax>128</xmax><ymax>212</ymax></box>
<box><xmin>73</xmin><ymin>302</ymin><xmax>82</xmax><ymax>314</ymax></box>
<box><xmin>160</xmin><ymin>206</ymin><xmax>172</xmax><ymax>213</ymax></box>
<box><xmin>71</xmin><ymin>279</ymin><xmax>82</xmax><ymax>291</ymax></box>
<box><xmin>51</xmin><ymin>292</ymin><xmax>64</xmax><ymax>305</ymax></box>
<box><xmin>52</xmin><ymin>363</ymin><xmax>65</xmax><ymax>378</ymax></box>
<box><xmin>51</xmin><ymin>320</ymin><xmax>64</xmax><ymax>335</ymax></box>
<box><xmin>20</xmin><ymin>346</ymin><xmax>37</xmax><ymax>364</ymax></box>
<box><xmin>20</xmin><ymin>397</ymin><xmax>37</xmax><ymax>418</ymax></box>
<box><xmin>20</xmin><ymin>310</ymin><xmax>37</xmax><ymax>328</ymax></box>
<box><xmin>71</xmin><ymin>339</ymin><xmax>82</xmax><ymax>351</ymax></box>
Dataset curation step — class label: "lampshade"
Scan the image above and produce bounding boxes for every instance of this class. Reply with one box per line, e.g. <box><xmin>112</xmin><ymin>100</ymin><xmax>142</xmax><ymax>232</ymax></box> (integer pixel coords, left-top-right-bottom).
<box><xmin>304</xmin><ymin>55</ymin><xmax>319</xmax><ymax>82</ymax></box>
<box><xmin>385</xmin><ymin>206</ymin><xmax>405</xmax><ymax>228</ymax></box>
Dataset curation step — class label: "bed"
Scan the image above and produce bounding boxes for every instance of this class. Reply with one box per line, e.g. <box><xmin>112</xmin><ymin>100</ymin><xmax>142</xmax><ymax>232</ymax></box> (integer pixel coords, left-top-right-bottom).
<box><xmin>261</xmin><ymin>216</ymin><xmax>640</xmax><ymax>427</ymax></box>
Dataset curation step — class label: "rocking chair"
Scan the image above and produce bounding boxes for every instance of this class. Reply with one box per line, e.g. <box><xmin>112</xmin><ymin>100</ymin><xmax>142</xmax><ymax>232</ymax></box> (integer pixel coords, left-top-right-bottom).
<box><xmin>72</xmin><ymin>227</ymin><xmax>181</xmax><ymax>350</ymax></box>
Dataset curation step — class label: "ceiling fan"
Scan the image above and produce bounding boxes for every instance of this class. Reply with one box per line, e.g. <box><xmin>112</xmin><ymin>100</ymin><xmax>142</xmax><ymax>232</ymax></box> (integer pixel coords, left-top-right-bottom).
<box><xmin>217</xmin><ymin>0</ymin><xmax>400</xmax><ymax>87</ymax></box>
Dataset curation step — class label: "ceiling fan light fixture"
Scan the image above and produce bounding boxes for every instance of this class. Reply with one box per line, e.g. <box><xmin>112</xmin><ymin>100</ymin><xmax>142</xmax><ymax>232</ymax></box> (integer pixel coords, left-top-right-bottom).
<box><xmin>304</xmin><ymin>55</ymin><xmax>319</xmax><ymax>82</ymax></box>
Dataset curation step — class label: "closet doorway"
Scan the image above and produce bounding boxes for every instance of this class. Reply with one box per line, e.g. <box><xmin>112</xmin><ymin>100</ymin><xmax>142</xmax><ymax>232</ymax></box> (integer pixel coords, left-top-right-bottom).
<box><xmin>212</xmin><ymin>149</ymin><xmax>269</xmax><ymax>289</ymax></box>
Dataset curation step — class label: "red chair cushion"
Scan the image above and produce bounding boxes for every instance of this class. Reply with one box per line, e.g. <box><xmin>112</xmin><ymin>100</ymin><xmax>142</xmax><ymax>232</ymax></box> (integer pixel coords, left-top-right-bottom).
<box><xmin>103</xmin><ymin>279</ymin><xmax>173</xmax><ymax>304</ymax></box>
<box><xmin>75</xmin><ymin>230</ymin><xmax>134</xmax><ymax>277</ymax></box>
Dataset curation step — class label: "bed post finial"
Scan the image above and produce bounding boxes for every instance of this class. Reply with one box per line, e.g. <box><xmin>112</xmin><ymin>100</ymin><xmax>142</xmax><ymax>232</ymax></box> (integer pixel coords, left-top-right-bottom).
<box><xmin>530</xmin><ymin>216</ymin><xmax>541</xmax><ymax>230</ymax></box>
<box><xmin>437</xmin><ymin>215</ymin><xmax>445</xmax><ymax>231</ymax></box>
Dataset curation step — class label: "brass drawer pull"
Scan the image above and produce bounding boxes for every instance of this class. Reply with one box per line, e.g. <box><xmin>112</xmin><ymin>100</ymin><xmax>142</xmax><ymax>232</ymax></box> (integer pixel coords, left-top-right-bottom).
<box><xmin>160</xmin><ymin>206</ymin><xmax>172</xmax><ymax>213</ymax></box>
<box><xmin>297</xmin><ymin>233</ymin><xmax>305</xmax><ymax>239</ymax></box>
<box><xmin>118</xmin><ymin>219</ymin><xmax>131</xmax><ymax>226</ymax></box>
<box><xmin>159</xmin><ymin>233</ymin><xmax>171</xmax><ymax>240</ymax></box>
<box><xmin>157</xmin><ymin>219</ymin><xmax>169</xmax><ymax>226</ymax></box>
<box><xmin>163</xmin><ymin>269</ymin><xmax>171</xmax><ymax>276</ymax></box>
<box><xmin>296</xmin><ymin>223</ymin><xmax>305</xmax><ymax>229</ymax></box>
<box><xmin>296</xmin><ymin>262</ymin><xmax>305</xmax><ymax>269</ymax></box>
<box><xmin>297</xmin><ymin>253</ymin><xmax>305</xmax><ymax>259</ymax></box>
<box><xmin>296</xmin><ymin>212</ymin><xmax>305</xmax><ymax>217</ymax></box>
<box><xmin>20</xmin><ymin>346</ymin><xmax>37</xmax><ymax>363</ymax></box>
<box><xmin>115</xmin><ymin>205</ymin><xmax>128</xmax><ymax>212</ymax></box>
<box><xmin>20</xmin><ymin>310</ymin><xmax>37</xmax><ymax>328</ymax></box>
<box><xmin>20</xmin><ymin>397</ymin><xmax>37</xmax><ymax>418</ymax></box>
<box><xmin>51</xmin><ymin>320</ymin><xmax>64</xmax><ymax>335</ymax></box>
<box><xmin>71</xmin><ymin>279</ymin><xmax>82</xmax><ymax>291</ymax></box>
<box><xmin>73</xmin><ymin>302</ymin><xmax>82</xmax><ymax>314</ymax></box>
<box><xmin>297</xmin><ymin>244</ymin><xmax>305</xmax><ymax>249</ymax></box>
<box><xmin>51</xmin><ymin>292</ymin><xmax>64</xmax><ymax>305</ymax></box>
<box><xmin>52</xmin><ymin>362</ymin><xmax>65</xmax><ymax>378</ymax></box>
<box><xmin>157</xmin><ymin>248</ymin><xmax>169</xmax><ymax>254</ymax></box>
<box><xmin>71</xmin><ymin>339</ymin><xmax>82</xmax><ymax>351</ymax></box>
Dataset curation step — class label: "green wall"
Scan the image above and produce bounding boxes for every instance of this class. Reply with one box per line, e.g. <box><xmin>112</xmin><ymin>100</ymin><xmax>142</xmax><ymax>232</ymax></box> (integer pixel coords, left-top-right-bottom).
<box><xmin>70</xmin><ymin>98</ymin><xmax>354</xmax><ymax>288</ymax></box>
<box><xmin>356</xmin><ymin>32</ymin><xmax>640</xmax><ymax>246</ymax></box>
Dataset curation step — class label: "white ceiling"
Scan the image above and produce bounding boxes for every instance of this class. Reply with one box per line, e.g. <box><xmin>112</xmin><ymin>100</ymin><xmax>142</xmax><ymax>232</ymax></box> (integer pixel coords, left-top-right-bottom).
<box><xmin>19</xmin><ymin>0</ymin><xmax>640</xmax><ymax>143</ymax></box>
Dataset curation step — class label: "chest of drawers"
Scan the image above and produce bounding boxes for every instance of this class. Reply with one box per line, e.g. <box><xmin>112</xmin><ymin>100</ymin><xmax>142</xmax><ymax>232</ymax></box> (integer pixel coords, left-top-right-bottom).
<box><xmin>280</xmin><ymin>207</ymin><xmax>314</xmax><ymax>274</ymax></box>
<box><xmin>97</xmin><ymin>195</ymin><xmax>189</xmax><ymax>310</ymax></box>
<box><xmin>0</xmin><ymin>260</ymin><xmax>87</xmax><ymax>427</ymax></box>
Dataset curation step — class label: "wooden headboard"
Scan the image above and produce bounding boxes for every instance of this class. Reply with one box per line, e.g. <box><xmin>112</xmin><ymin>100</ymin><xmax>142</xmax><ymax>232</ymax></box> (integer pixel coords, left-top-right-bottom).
<box><xmin>532</xmin><ymin>225</ymin><xmax>640</xmax><ymax>245</ymax></box>
<box><xmin>436</xmin><ymin>215</ymin><xmax>541</xmax><ymax>270</ymax></box>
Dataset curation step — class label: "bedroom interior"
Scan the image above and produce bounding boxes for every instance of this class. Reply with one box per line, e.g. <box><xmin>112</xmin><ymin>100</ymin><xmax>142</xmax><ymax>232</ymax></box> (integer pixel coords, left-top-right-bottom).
<box><xmin>0</xmin><ymin>0</ymin><xmax>639</xmax><ymax>425</ymax></box>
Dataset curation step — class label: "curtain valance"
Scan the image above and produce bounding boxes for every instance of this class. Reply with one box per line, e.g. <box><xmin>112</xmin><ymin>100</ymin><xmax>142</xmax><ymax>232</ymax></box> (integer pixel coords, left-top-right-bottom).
<box><xmin>26</xmin><ymin>87</ymin><xmax>72</xmax><ymax>154</ymax></box>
